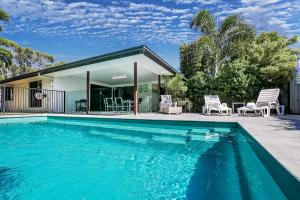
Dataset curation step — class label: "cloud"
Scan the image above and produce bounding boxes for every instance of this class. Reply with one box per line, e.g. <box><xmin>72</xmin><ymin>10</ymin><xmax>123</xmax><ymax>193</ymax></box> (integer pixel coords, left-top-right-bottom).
<box><xmin>163</xmin><ymin>0</ymin><xmax>216</xmax><ymax>4</ymax></box>
<box><xmin>241</xmin><ymin>0</ymin><xmax>280</xmax><ymax>5</ymax></box>
<box><xmin>0</xmin><ymin>0</ymin><xmax>199</xmax><ymax>44</ymax></box>
<box><xmin>220</xmin><ymin>0</ymin><xmax>299</xmax><ymax>35</ymax></box>
<box><xmin>0</xmin><ymin>0</ymin><xmax>298</xmax><ymax>46</ymax></box>
<box><xmin>268</xmin><ymin>17</ymin><xmax>292</xmax><ymax>30</ymax></box>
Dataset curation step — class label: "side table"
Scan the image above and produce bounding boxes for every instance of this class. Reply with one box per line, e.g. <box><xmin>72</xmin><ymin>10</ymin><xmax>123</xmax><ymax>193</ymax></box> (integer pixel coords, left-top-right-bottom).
<box><xmin>232</xmin><ymin>102</ymin><xmax>245</xmax><ymax>113</ymax></box>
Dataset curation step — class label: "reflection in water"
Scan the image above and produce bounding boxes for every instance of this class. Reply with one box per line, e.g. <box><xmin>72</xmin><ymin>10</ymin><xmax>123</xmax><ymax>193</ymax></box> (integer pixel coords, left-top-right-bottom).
<box><xmin>186</xmin><ymin>132</ymin><xmax>247</xmax><ymax>200</ymax></box>
<box><xmin>0</xmin><ymin>167</ymin><xmax>23</xmax><ymax>199</ymax></box>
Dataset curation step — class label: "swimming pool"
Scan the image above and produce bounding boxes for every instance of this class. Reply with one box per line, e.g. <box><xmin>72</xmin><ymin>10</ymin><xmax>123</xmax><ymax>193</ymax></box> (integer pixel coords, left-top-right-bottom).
<box><xmin>0</xmin><ymin>116</ymin><xmax>298</xmax><ymax>199</ymax></box>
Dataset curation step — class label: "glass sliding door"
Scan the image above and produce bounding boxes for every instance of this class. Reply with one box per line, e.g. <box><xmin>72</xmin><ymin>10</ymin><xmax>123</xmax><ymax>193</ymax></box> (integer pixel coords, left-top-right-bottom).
<box><xmin>113</xmin><ymin>86</ymin><xmax>134</xmax><ymax>101</ymax></box>
<box><xmin>90</xmin><ymin>84</ymin><xmax>112</xmax><ymax>112</ymax></box>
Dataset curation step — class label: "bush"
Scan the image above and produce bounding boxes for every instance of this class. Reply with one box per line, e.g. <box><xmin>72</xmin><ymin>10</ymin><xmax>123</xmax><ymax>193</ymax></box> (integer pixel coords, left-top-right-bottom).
<box><xmin>164</xmin><ymin>73</ymin><xmax>188</xmax><ymax>102</ymax></box>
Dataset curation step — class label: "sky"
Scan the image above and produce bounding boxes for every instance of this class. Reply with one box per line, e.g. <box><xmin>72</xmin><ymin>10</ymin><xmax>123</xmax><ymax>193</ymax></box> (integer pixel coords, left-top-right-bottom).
<box><xmin>0</xmin><ymin>0</ymin><xmax>299</xmax><ymax>70</ymax></box>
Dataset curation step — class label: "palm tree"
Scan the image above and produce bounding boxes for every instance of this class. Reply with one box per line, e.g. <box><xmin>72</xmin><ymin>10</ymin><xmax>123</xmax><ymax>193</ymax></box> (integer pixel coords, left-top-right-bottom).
<box><xmin>190</xmin><ymin>9</ymin><xmax>255</xmax><ymax>76</ymax></box>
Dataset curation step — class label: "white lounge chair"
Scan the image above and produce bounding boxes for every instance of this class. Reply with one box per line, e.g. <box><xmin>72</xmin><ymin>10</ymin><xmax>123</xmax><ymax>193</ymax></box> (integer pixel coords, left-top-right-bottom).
<box><xmin>238</xmin><ymin>88</ymin><xmax>280</xmax><ymax>117</ymax></box>
<box><xmin>203</xmin><ymin>95</ymin><xmax>232</xmax><ymax>115</ymax></box>
<box><xmin>159</xmin><ymin>95</ymin><xmax>182</xmax><ymax>114</ymax></box>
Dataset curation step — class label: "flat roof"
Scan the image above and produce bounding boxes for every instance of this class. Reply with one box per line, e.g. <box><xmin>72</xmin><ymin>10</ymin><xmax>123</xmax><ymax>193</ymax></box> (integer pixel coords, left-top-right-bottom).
<box><xmin>0</xmin><ymin>45</ymin><xmax>177</xmax><ymax>84</ymax></box>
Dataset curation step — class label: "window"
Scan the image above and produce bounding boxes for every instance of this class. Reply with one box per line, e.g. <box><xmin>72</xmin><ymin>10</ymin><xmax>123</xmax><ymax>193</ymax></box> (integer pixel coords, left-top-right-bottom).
<box><xmin>5</xmin><ymin>87</ymin><xmax>14</xmax><ymax>101</ymax></box>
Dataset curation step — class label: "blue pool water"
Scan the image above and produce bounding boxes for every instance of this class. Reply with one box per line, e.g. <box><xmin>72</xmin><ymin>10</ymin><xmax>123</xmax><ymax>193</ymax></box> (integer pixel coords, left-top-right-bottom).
<box><xmin>0</xmin><ymin>116</ymin><xmax>293</xmax><ymax>199</ymax></box>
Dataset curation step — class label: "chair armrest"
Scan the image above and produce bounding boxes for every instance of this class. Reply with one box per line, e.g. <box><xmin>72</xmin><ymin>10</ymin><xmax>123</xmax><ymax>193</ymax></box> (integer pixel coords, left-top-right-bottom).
<box><xmin>268</xmin><ymin>101</ymin><xmax>279</xmax><ymax>108</ymax></box>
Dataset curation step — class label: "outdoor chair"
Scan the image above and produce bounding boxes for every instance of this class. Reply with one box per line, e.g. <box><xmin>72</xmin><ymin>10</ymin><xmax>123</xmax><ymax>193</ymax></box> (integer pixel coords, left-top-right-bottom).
<box><xmin>115</xmin><ymin>97</ymin><xmax>126</xmax><ymax>112</ymax></box>
<box><xmin>159</xmin><ymin>95</ymin><xmax>182</xmax><ymax>114</ymax></box>
<box><xmin>203</xmin><ymin>95</ymin><xmax>232</xmax><ymax>115</ymax></box>
<box><xmin>238</xmin><ymin>88</ymin><xmax>280</xmax><ymax>117</ymax></box>
<box><xmin>105</xmin><ymin>98</ymin><xmax>115</xmax><ymax>111</ymax></box>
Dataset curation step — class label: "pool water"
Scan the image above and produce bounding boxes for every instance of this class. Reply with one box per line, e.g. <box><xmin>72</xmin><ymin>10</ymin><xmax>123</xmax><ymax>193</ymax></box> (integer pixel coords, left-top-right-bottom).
<box><xmin>0</xmin><ymin>117</ymin><xmax>290</xmax><ymax>199</ymax></box>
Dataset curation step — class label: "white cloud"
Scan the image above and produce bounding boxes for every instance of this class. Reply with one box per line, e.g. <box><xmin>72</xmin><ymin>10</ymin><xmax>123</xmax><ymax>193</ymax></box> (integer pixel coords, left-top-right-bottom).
<box><xmin>0</xmin><ymin>0</ymin><xmax>197</xmax><ymax>44</ymax></box>
<box><xmin>268</xmin><ymin>17</ymin><xmax>292</xmax><ymax>29</ymax></box>
<box><xmin>178</xmin><ymin>23</ymin><xmax>188</xmax><ymax>28</ymax></box>
<box><xmin>220</xmin><ymin>0</ymin><xmax>299</xmax><ymax>35</ymax></box>
<box><xmin>163</xmin><ymin>0</ymin><xmax>216</xmax><ymax>4</ymax></box>
<box><xmin>0</xmin><ymin>0</ymin><xmax>298</xmax><ymax>45</ymax></box>
<box><xmin>222</xmin><ymin>6</ymin><xmax>266</xmax><ymax>15</ymax></box>
<box><xmin>241</xmin><ymin>0</ymin><xmax>280</xmax><ymax>5</ymax></box>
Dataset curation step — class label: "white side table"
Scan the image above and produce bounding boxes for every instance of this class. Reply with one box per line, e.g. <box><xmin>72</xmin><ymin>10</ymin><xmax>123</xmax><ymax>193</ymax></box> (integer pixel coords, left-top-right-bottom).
<box><xmin>232</xmin><ymin>102</ymin><xmax>245</xmax><ymax>113</ymax></box>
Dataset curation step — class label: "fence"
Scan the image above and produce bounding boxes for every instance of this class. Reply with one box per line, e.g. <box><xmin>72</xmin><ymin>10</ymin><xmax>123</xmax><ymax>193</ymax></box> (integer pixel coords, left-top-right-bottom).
<box><xmin>289</xmin><ymin>69</ymin><xmax>300</xmax><ymax>114</ymax></box>
<box><xmin>0</xmin><ymin>85</ymin><xmax>65</xmax><ymax>114</ymax></box>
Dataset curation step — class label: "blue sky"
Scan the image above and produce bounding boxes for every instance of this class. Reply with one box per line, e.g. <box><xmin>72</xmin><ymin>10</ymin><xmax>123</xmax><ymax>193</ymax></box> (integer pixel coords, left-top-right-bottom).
<box><xmin>0</xmin><ymin>0</ymin><xmax>299</xmax><ymax>70</ymax></box>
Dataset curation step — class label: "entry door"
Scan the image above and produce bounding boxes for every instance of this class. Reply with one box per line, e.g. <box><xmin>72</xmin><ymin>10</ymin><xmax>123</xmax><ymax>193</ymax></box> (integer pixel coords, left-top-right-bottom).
<box><xmin>29</xmin><ymin>80</ymin><xmax>42</xmax><ymax>107</ymax></box>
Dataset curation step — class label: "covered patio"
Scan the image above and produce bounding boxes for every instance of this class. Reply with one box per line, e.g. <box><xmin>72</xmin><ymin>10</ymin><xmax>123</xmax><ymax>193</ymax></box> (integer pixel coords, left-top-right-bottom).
<box><xmin>0</xmin><ymin>46</ymin><xmax>176</xmax><ymax>114</ymax></box>
<box><xmin>45</xmin><ymin>46</ymin><xmax>177</xmax><ymax>114</ymax></box>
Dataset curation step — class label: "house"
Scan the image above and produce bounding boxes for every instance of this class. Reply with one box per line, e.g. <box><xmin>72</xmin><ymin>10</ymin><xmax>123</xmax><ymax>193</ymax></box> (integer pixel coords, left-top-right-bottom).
<box><xmin>0</xmin><ymin>45</ymin><xmax>177</xmax><ymax>114</ymax></box>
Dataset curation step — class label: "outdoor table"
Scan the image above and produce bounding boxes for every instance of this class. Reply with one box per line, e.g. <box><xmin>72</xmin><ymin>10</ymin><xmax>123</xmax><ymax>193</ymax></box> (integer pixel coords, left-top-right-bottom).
<box><xmin>232</xmin><ymin>102</ymin><xmax>245</xmax><ymax>113</ymax></box>
<box><xmin>76</xmin><ymin>99</ymin><xmax>87</xmax><ymax>112</ymax></box>
<box><xmin>177</xmin><ymin>100</ymin><xmax>192</xmax><ymax>113</ymax></box>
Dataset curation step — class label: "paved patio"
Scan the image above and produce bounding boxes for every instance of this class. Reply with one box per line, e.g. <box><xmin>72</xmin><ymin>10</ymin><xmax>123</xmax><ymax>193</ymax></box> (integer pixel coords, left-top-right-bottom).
<box><xmin>1</xmin><ymin>113</ymin><xmax>300</xmax><ymax>181</ymax></box>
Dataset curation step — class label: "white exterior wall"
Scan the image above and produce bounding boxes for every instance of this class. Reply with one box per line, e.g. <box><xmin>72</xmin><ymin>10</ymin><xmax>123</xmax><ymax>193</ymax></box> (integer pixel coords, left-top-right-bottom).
<box><xmin>53</xmin><ymin>76</ymin><xmax>86</xmax><ymax>113</ymax></box>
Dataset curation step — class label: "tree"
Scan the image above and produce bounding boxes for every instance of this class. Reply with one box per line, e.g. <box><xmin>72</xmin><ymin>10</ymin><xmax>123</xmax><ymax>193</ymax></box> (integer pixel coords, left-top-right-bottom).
<box><xmin>0</xmin><ymin>9</ymin><xmax>57</xmax><ymax>79</ymax></box>
<box><xmin>247</xmin><ymin>32</ymin><xmax>298</xmax><ymax>88</ymax></box>
<box><xmin>186</xmin><ymin>9</ymin><xmax>255</xmax><ymax>76</ymax></box>
<box><xmin>187</xmin><ymin>71</ymin><xmax>213</xmax><ymax>111</ymax></box>
<box><xmin>180</xmin><ymin>36</ymin><xmax>215</xmax><ymax>79</ymax></box>
<box><xmin>12</xmin><ymin>47</ymin><xmax>54</xmax><ymax>76</ymax></box>
<box><xmin>0</xmin><ymin>9</ymin><xmax>20</xmax><ymax>70</ymax></box>
<box><xmin>46</xmin><ymin>61</ymin><xmax>66</xmax><ymax>68</ymax></box>
<box><xmin>180</xmin><ymin>10</ymin><xmax>298</xmax><ymax>111</ymax></box>
<box><xmin>214</xmin><ymin>59</ymin><xmax>255</xmax><ymax>103</ymax></box>
<box><xmin>164</xmin><ymin>73</ymin><xmax>188</xmax><ymax>102</ymax></box>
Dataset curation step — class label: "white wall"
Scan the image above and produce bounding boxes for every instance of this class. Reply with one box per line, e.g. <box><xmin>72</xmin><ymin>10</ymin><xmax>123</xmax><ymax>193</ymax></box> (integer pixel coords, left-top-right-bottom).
<box><xmin>53</xmin><ymin>76</ymin><xmax>86</xmax><ymax>113</ymax></box>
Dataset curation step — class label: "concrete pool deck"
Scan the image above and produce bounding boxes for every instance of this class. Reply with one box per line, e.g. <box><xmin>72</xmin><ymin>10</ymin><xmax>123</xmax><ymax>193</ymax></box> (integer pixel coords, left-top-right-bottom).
<box><xmin>1</xmin><ymin>113</ymin><xmax>300</xmax><ymax>181</ymax></box>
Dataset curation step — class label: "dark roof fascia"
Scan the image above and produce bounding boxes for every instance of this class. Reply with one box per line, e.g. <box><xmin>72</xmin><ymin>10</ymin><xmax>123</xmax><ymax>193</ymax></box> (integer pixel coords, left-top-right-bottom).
<box><xmin>0</xmin><ymin>45</ymin><xmax>178</xmax><ymax>84</ymax></box>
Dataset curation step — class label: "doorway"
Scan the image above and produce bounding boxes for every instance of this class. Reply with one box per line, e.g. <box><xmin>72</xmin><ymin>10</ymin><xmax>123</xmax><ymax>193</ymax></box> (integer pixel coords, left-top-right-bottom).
<box><xmin>90</xmin><ymin>84</ymin><xmax>112</xmax><ymax>111</ymax></box>
<box><xmin>29</xmin><ymin>80</ymin><xmax>42</xmax><ymax>107</ymax></box>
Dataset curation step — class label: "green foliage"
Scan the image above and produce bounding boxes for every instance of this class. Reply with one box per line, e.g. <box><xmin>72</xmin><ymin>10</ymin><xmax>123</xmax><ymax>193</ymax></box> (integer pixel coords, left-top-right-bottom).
<box><xmin>218</xmin><ymin>15</ymin><xmax>255</xmax><ymax>61</ymax></box>
<box><xmin>14</xmin><ymin>48</ymin><xmax>54</xmax><ymax>71</ymax></box>
<box><xmin>0</xmin><ymin>9</ymin><xmax>61</xmax><ymax>80</ymax></box>
<box><xmin>180</xmin><ymin>36</ymin><xmax>216</xmax><ymax>78</ymax></box>
<box><xmin>247</xmin><ymin>32</ymin><xmax>298</xmax><ymax>88</ymax></box>
<box><xmin>0</xmin><ymin>8</ymin><xmax>9</xmax><ymax>32</ymax></box>
<box><xmin>190</xmin><ymin>9</ymin><xmax>216</xmax><ymax>35</ymax></box>
<box><xmin>187</xmin><ymin>72</ymin><xmax>213</xmax><ymax>111</ymax></box>
<box><xmin>164</xmin><ymin>73</ymin><xmax>188</xmax><ymax>102</ymax></box>
<box><xmin>214</xmin><ymin>60</ymin><xmax>255</xmax><ymax>103</ymax></box>
<box><xmin>182</xmin><ymin>10</ymin><xmax>255</xmax><ymax>77</ymax></box>
<box><xmin>181</xmin><ymin>9</ymin><xmax>298</xmax><ymax>111</ymax></box>
<box><xmin>49</xmin><ymin>61</ymin><xmax>66</xmax><ymax>67</ymax></box>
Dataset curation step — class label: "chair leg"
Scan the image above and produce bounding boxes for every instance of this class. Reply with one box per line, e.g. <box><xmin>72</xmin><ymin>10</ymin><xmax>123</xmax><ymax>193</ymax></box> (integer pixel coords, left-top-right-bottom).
<box><xmin>267</xmin><ymin>108</ymin><xmax>270</xmax><ymax>117</ymax></box>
